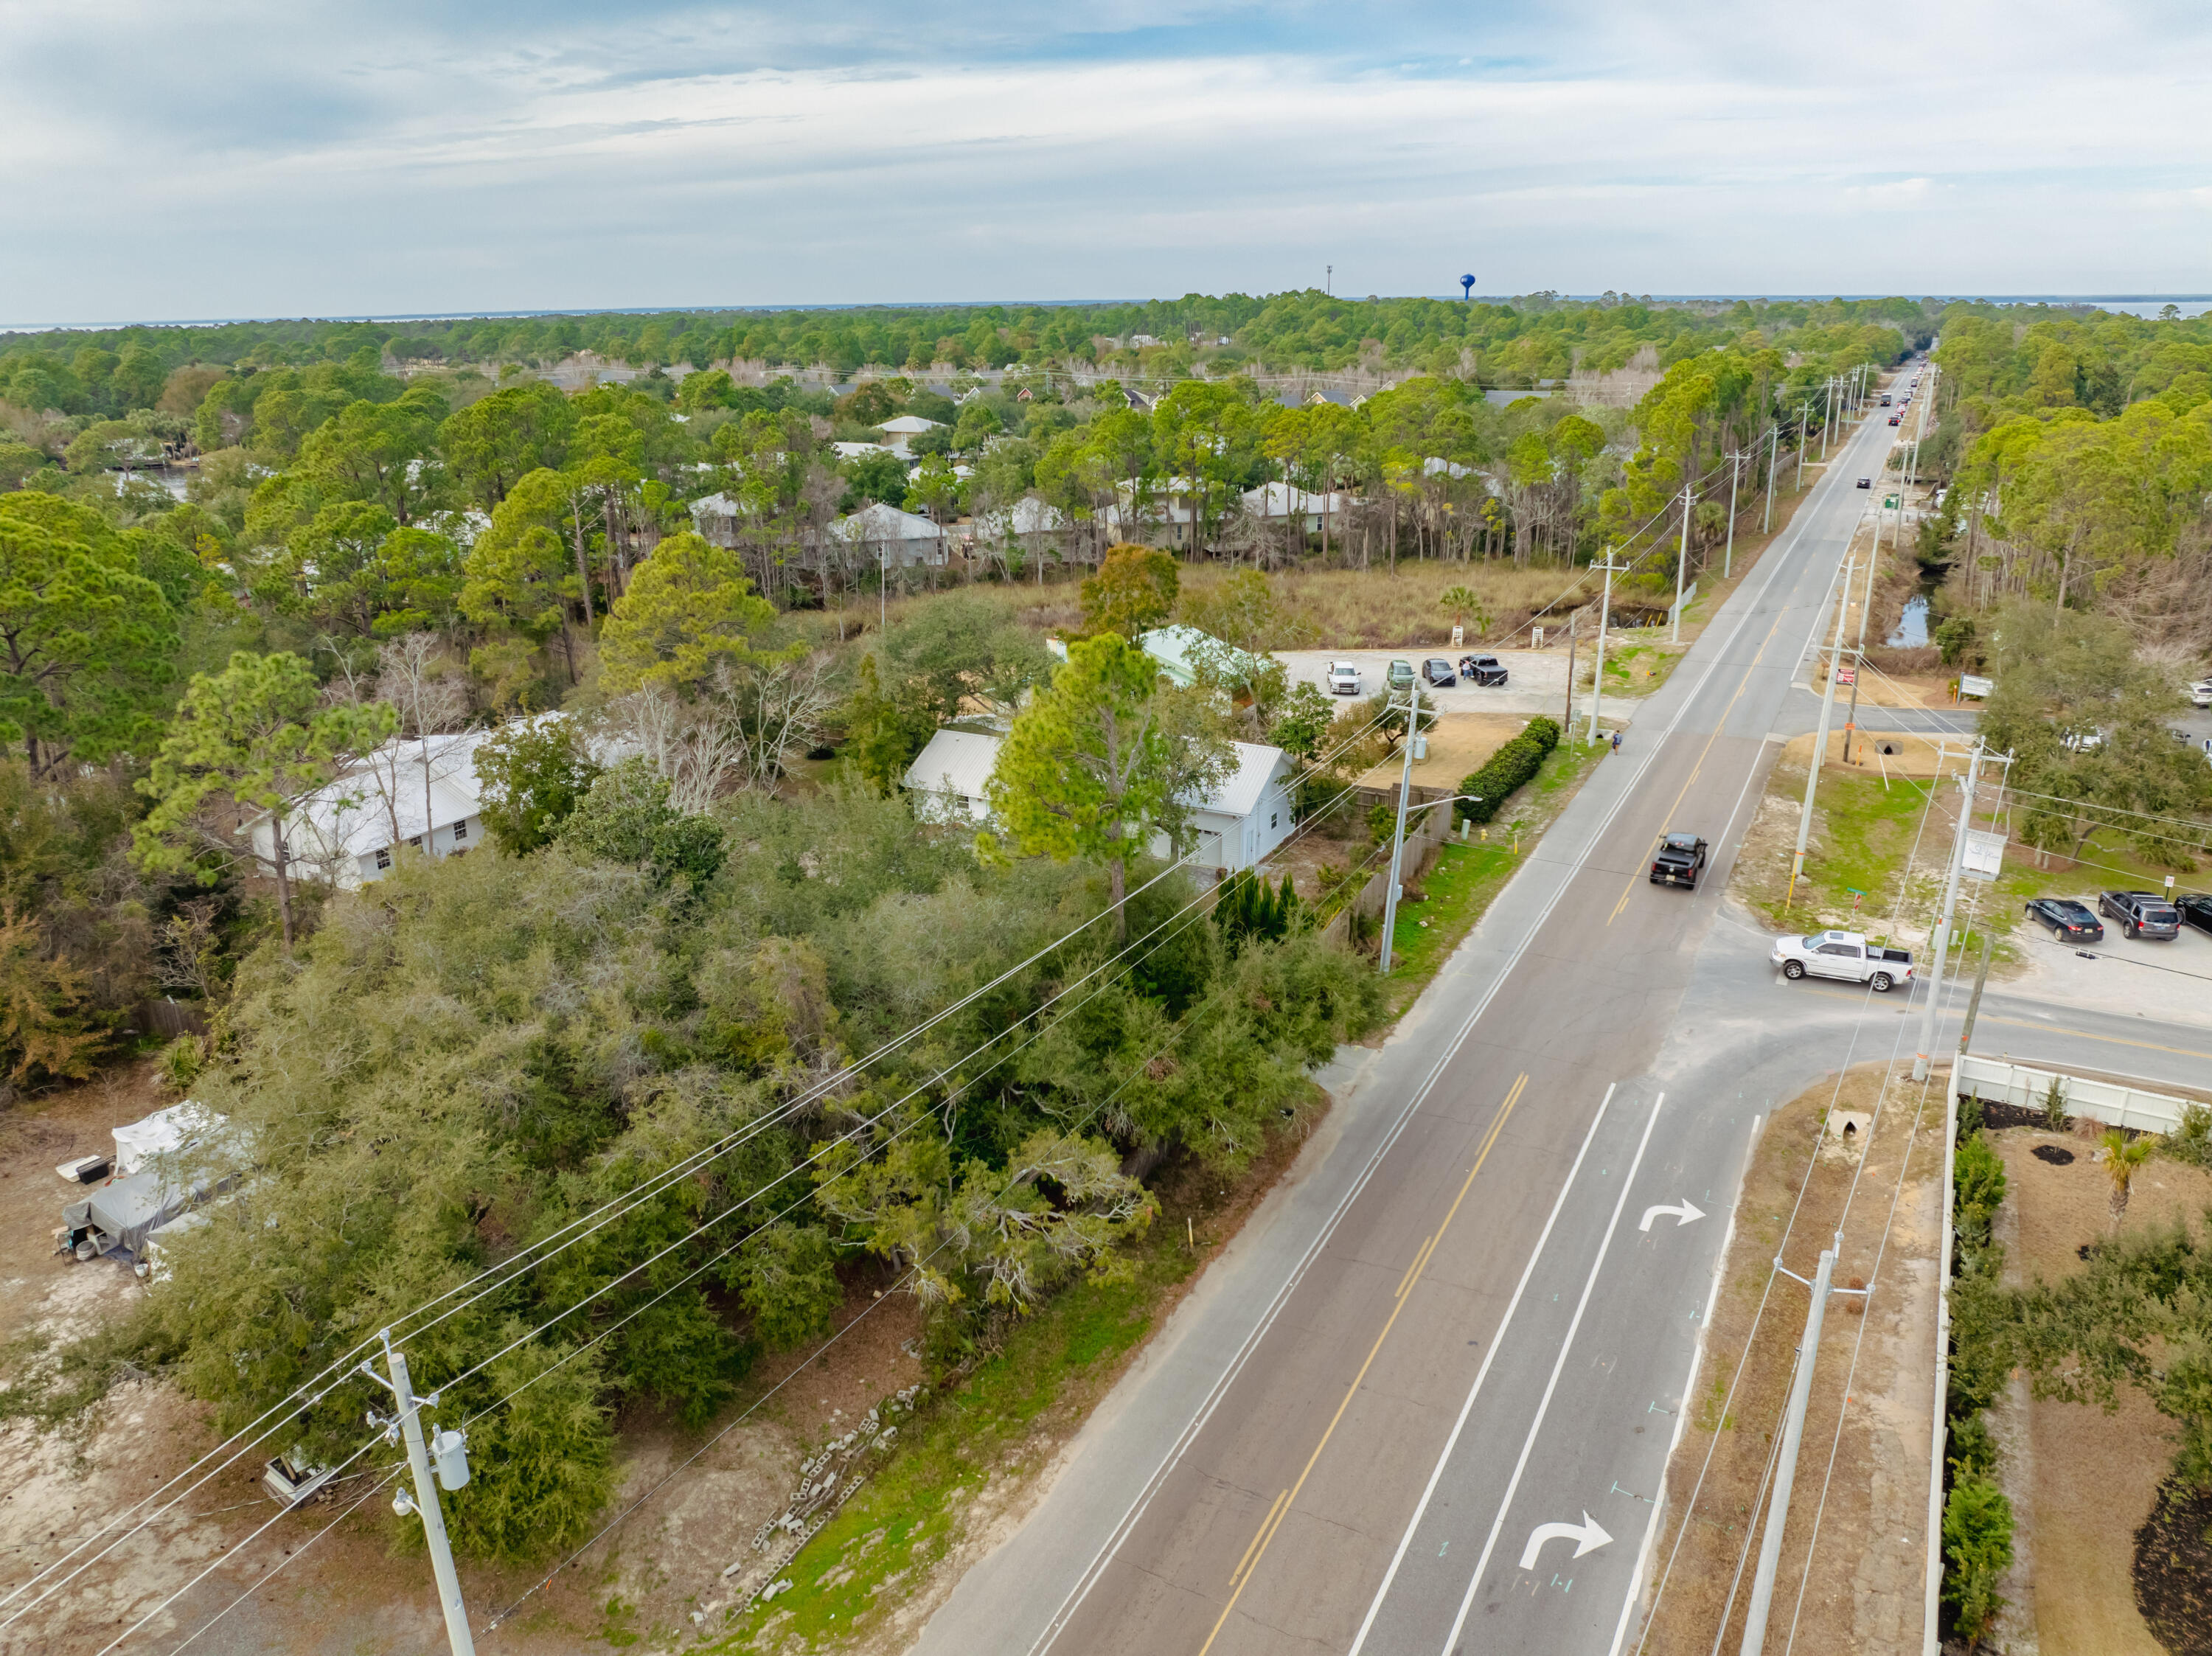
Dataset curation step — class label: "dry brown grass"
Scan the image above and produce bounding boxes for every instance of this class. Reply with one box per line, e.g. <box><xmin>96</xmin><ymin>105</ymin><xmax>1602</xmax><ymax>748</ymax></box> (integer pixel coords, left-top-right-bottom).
<box><xmin>1990</xmin><ymin>1130</ymin><xmax>2212</xmax><ymax>1656</ymax></box>
<box><xmin>818</xmin><ymin>561</ymin><xmax>1603</xmax><ymax>653</ymax></box>
<box><xmin>1640</xmin><ymin>1063</ymin><xmax>1944</xmax><ymax>1656</ymax></box>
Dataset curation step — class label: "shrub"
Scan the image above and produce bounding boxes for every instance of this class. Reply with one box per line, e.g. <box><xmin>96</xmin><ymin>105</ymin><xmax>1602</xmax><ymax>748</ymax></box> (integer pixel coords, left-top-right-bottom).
<box><xmin>1455</xmin><ymin>716</ymin><xmax>1561</xmax><ymax>826</ymax></box>
<box><xmin>2166</xmin><ymin>1104</ymin><xmax>2212</xmax><ymax>1169</ymax></box>
<box><xmin>1941</xmin><ymin>1474</ymin><xmax>2014</xmax><ymax>1643</ymax></box>
<box><xmin>1954</xmin><ymin>1129</ymin><xmax>2006</xmax><ymax>1252</ymax></box>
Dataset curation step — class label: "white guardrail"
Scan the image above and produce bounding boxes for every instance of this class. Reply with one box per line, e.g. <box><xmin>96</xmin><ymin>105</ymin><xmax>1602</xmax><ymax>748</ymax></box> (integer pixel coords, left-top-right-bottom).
<box><xmin>1952</xmin><ymin>1052</ymin><xmax>2197</xmax><ymax>1133</ymax></box>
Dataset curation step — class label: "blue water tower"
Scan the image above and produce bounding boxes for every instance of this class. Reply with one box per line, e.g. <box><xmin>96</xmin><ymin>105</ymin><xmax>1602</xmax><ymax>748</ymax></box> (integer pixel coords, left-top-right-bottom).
<box><xmin>1460</xmin><ymin>274</ymin><xmax>1477</xmax><ymax>300</ymax></box>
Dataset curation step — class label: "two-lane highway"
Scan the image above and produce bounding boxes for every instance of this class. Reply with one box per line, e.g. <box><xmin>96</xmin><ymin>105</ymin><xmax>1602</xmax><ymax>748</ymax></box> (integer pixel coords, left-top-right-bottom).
<box><xmin>913</xmin><ymin>394</ymin><xmax>1924</xmax><ymax>1656</ymax></box>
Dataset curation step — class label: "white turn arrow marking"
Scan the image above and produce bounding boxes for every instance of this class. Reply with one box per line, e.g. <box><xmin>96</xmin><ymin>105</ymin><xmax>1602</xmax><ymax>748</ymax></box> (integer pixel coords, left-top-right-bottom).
<box><xmin>1638</xmin><ymin>1198</ymin><xmax>1706</xmax><ymax>1233</ymax></box>
<box><xmin>1517</xmin><ymin>1511</ymin><xmax>1613</xmax><ymax>1571</ymax></box>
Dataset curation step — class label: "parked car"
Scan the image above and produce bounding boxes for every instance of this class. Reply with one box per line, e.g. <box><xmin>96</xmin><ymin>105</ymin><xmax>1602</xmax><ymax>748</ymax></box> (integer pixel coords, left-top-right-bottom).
<box><xmin>1327</xmin><ymin>661</ymin><xmax>1363</xmax><ymax>696</ymax></box>
<box><xmin>2025</xmin><ymin>896</ymin><xmax>2104</xmax><ymax>942</ymax></box>
<box><xmin>1649</xmin><ymin>832</ymin><xmax>1709</xmax><ymax>888</ymax></box>
<box><xmin>1770</xmin><ymin>929</ymin><xmax>1913</xmax><ymax>991</ymax></box>
<box><xmin>2098</xmin><ymin>890</ymin><xmax>2183</xmax><ymax>939</ymax></box>
<box><xmin>1457</xmin><ymin>653</ymin><xmax>1509</xmax><ymax>686</ymax></box>
<box><xmin>1856</xmin><ymin>476</ymin><xmax>1872</xmax><ymax>489</ymax></box>
<box><xmin>1420</xmin><ymin>658</ymin><xmax>1457</xmax><ymax>688</ymax></box>
<box><xmin>2177</xmin><ymin>892</ymin><xmax>2212</xmax><ymax>937</ymax></box>
<box><xmin>2188</xmin><ymin>679</ymin><xmax>2212</xmax><ymax>708</ymax></box>
<box><xmin>1387</xmin><ymin>659</ymin><xmax>1415</xmax><ymax>691</ymax></box>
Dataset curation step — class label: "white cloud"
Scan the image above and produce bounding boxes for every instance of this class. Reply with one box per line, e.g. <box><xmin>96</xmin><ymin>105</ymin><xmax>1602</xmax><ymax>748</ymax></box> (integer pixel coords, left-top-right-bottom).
<box><xmin>4</xmin><ymin>1</ymin><xmax>2211</xmax><ymax>320</ymax></box>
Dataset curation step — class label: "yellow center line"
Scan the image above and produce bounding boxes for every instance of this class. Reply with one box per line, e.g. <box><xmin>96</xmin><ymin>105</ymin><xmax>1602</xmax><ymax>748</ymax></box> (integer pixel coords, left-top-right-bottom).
<box><xmin>1228</xmin><ymin>1490</ymin><xmax>1288</xmax><ymax>1588</ymax></box>
<box><xmin>1607</xmin><ymin>606</ymin><xmax>1790</xmax><ymax>926</ymax></box>
<box><xmin>1195</xmin><ymin>1071</ymin><xmax>1527</xmax><ymax>1655</ymax></box>
<box><xmin>1393</xmin><ymin>1235</ymin><xmax>1437</xmax><ymax>1301</ymax></box>
<box><xmin>1976</xmin><ymin>1014</ymin><xmax>2212</xmax><ymax>1062</ymax></box>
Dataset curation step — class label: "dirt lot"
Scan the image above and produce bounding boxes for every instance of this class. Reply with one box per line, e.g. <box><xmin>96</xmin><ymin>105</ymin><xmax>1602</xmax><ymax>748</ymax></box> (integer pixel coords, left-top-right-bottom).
<box><xmin>0</xmin><ymin>1066</ymin><xmax>924</xmax><ymax>1656</ymax></box>
<box><xmin>1988</xmin><ymin>1127</ymin><xmax>2212</xmax><ymax>1656</ymax></box>
<box><xmin>1637</xmin><ymin>1062</ymin><xmax>1944</xmax><ymax>1656</ymax></box>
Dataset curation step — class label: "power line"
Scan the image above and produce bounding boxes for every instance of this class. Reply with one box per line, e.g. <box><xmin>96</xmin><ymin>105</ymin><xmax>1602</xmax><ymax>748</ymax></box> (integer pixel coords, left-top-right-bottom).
<box><xmin>21</xmin><ymin>706</ymin><xmax>1404</xmax><ymax>1632</ymax></box>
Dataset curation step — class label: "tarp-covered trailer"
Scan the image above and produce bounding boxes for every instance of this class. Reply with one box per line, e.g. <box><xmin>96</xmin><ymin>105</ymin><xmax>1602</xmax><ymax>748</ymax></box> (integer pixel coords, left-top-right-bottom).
<box><xmin>52</xmin><ymin>1102</ymin><xmax>229</xmax><ymax>1266</ymax></box>
<box><xmin>55</xmin><ymin>1166</ymin><xmax>227</xmax><ymax>1264</ymax></box>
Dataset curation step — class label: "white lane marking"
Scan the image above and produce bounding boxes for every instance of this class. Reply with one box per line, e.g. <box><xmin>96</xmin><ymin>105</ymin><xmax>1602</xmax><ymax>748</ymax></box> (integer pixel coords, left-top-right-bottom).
<box><xmin>1343</xmin><ymin>1084</ymin><xmax>1619</xmax><ymax>1656</ymax></box>
<box><xmin>1607</xmin><ymin>1111</ymin><xmax>1763</xmax><ymax>1656</ymax></box>
<box><xmin>1519</xmin><ymin>1511</ymin><xmax>1614</xmax><ymax>1571</ymax></box>
<box><xmin>1638</xmin><ymin>1200</ymin><xmax>1707</xmax><ymax>1233</ymax></box>
<box><xmin>1436</xmin><ymin>1089</ymin><xmax>1669</xmax><ymax>1655</ymax></box>
<box><xmin>1024</xmin><ymin>403</ymin><xmax>1854</xmax><ymax>1656</ymax></box>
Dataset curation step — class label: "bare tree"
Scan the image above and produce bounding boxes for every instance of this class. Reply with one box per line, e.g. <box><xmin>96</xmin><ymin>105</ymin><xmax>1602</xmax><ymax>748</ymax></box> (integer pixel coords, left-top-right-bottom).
<box><xmin>605</xmin><ymin>655</ymin><xmax>835</xmax><ymax>810</ymax></box>
<box><xmin>375</xmin><ymin>634</ymin><xmax>473</xmax><ymax>855</ymax></box>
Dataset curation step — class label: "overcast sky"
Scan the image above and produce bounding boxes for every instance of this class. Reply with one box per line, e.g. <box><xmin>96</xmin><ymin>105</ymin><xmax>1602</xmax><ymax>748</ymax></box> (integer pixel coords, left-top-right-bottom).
<box><xmin>4</xmin><ymin>0</ymin><xmax>2209</xmax><ymax>324</ymax></box>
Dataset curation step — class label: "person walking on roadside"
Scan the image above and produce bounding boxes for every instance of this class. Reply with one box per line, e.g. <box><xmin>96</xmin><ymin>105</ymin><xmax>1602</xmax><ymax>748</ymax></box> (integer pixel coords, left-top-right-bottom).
<box><xmin>1610</xmin><ymin>730</ymin><xmax>1621</xmax><ymax>755</ymax></box>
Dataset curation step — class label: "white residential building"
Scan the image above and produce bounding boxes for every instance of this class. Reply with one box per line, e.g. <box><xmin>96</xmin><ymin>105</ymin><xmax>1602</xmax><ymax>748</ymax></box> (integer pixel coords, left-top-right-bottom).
<box><xmin>830</xmin><ymin>501</ymin><xmax>950</xmax><ymax>568</ymax></box>
<box><xmin>900</xmin><ymin>730</ymin><xmax>1296</xmax><ymax>874</ymax></box>
<box><xmin>875</xmin><ymin>415</ymin><xmax>945</xmax><ymax>456</ymax></box>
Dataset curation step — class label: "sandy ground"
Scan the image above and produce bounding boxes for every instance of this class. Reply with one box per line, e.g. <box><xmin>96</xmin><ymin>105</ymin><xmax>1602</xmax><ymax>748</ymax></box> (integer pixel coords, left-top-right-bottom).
<box><xmin>1638</xmin><ymin>1062</ymin><xmax>1942</xmax><ymax>1656</ymax></box>
<box><xmin>1989</xmin><ymin>1129</ymin><xmax>2212</xmax><ymax>1655</ymax></box>
<box><xmin>1775</xmin><ymin>728</ymin><xmax>1952</xmax><ymax>780</ymax></box>
<box><xmin>1352</xmin><ymin>710</ymin><xmax>1528</xmax><ymax>792</ymax></box>
<box><xmin>2000</xmin><ymin>922</ymin><xmax>2212</xmax><ymax>1034</ymax></box>
<box><xmin>0</xmin><ymin>1067</ymin><xmax>926</xmax><ymax>1656</ymax></box>
<box><xmin>1275</xmin><ymin>647</ymin><xmax>1621</xmax><ymax>723</ymax></box>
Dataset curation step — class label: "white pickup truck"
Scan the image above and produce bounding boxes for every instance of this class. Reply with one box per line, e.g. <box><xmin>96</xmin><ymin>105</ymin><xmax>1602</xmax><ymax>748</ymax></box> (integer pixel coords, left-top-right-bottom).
<box><xmin>1770</xmin><ymin>929</ymin><xmax>1914</xmax><ymax>992</ymax></box>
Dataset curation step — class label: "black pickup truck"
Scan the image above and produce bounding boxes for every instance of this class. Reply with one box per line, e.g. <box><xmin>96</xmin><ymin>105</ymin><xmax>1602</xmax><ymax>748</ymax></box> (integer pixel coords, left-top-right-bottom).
<box><xmin>1649</xmin><ymin>832</ymin><xmax>1709</xmax><ymax>889</ymax></box>
<box><xmin>1456</xmin><ymin>653</ymin><xmax>1509</xmax><ymax>687</ymax></box>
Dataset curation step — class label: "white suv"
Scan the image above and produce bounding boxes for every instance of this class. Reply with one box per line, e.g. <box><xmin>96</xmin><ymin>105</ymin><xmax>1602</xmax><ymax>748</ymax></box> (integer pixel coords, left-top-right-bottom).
<box><xmin>1327</xmin><ymin>661</ymin><xmax>1363</xmax><ymax>696</ymax></box>
<box><xmin>2189</xmin><ymin>679</ymin><xmax>2212</xmax><ymax>709</ymax></box>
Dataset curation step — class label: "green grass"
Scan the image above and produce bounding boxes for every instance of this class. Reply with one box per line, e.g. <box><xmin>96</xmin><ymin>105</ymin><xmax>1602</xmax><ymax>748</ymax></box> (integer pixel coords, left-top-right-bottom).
<box><xmin>1380</xmin><ymin>737</ymin><xmax>1607</xmax><ymax>1012</ymax></box>
<box><xmin>706</xmin><ymin>1227</ymin><xmax>1208</xmax><ymax>1653</ymax></box>
<box><xmin>1753</xmin><ymin>765</ymin><xmax>2205</xmax><ymax>961</ymax></box>
<box><xmin>1595</xmin><ymin>640</ymin><xmax>1687</xmax><ymax>697</ymax></box>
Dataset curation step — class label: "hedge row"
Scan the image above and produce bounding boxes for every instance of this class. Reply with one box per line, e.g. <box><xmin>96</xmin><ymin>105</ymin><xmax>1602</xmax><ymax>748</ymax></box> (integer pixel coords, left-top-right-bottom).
<box><xmin>1456</xmin><ymin>716</ymin><xmax>1562</xmax><ymax>826</ymax></box>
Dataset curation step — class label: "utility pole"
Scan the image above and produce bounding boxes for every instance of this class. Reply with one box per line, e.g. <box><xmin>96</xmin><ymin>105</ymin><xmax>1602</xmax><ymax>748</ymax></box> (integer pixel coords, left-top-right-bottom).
<box><xmin>1585</xmin><ymin>546</ymin><xmax>1626</xmax><ymax>745</ymax></box>
<box><xmin>1913</xmin><ymin>742</ymin><xmax>1985</xmax><ymax>1082</ymax></box>
<box><xmin>366</xmin><ymin>1333</ymin><xmax>477</xmax><ymax>1656</ymax></box>
<box><xmin>1739</xmin><ymin>1248</ymin><xmax>1852</xmax><ymax>1656</ymax></box>
<box><xmin>1377</xmin><ymin>669</ymin><xmax>1422</xmax><ymax>975</ymax></box>
<box><xmin>1764</xmin><ymin>422</ymin><xmax>1779</xmax><ymax>533</ymax></box>
<box><xmin>1562</xmin><ymin>607</ymin><xmax>1579</xmax><ymax>735</ymax></box>
<box><xmin>1789</xmin><ymin>556</ymin><xmax>1855</xmax><ymax>908</ymax></box>
<box><xmin>1795</xmin><ymin>403</ymin><xmax>1811</xmax><ymax>490</ymax></box>
<box><xmin>1671</xmin><ymin>483</ymin><xmax>1694</xmax><ymax>644</ymax></box>
<box><xmin>1820</xmin><ymin>378</ymin><xmax>1835</xmax><ymax>458</ymax></box>
<box><xmin>1722</xmin><ymin>450</ymin><xmax>1745</xmax><ymax>579</ymax></box>
<box><xmin>1841</xmin><ymin>549</ymin><xmax>1875</xmax><ymax>765</ymax></box>
<box><xmin>1957</xmin><ymin>925</ymin><xmax>1996</xmax><ymax>1059</ymax></box>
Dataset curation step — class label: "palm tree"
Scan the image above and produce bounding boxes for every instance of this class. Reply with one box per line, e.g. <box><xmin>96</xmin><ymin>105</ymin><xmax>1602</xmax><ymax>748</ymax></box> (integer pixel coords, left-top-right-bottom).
<box><xmin>1438</xmin><ymin>585</ymin><xmax>1491</xmax><ymax>644</ymax></box>
<box><xmin>2103</xmin><ymin>1130</ymin><xmax>2154</xmax><ymax>1231</ymax></box>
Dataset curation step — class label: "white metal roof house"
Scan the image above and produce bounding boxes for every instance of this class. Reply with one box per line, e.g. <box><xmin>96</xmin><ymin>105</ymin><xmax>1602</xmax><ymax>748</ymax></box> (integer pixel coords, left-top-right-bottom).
<box><xmin>830</xmin><ymin>501</ymin><xmax>950</xmax><ymax>568</ymax></box>
<box><xmin>900</xmin><ymin>728</ymin><xmax>1004</xmax><ymax>825</ymax></box>
<box><xmin>966</xmin><ymin>497</ymin><xmax>1068</xmax><ymax>546</ymax></box>
<box><xmin>246</xmin><ymin>726</ymin><xmax>505</xmax><ymax>888</ymax></box>
<box><xmin>900</xmin><ymin>729</ymin><xmax>1295</xmax><ymax>874</ymax></box>
<box><xmin>246</xmin><ymin>714</ymin><xmax>630</xmax><ymax>890</ymax></box>
<box><xmin>1239</xmin><ymin>481</ymin><xmax>1351</xmax><ymax>534</ymax></box>
<box><xmin>875</xmin><ymin>415</ymin><xmax>945</xmax><ymax>456</ymax></box>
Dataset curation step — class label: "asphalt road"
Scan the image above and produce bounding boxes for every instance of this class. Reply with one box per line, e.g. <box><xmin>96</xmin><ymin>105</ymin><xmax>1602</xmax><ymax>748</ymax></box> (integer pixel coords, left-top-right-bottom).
<box><xmin>909</xmin><ymin>394</ymin><xmax>2188</xmax><ymax>1656</ymax></box>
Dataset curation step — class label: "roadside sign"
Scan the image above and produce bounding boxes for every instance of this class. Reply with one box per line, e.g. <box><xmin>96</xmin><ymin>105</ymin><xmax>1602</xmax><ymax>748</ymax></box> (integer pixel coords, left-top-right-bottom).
<box><xmin>1835</xmin><ymin>666</ymin><xmax>1857</xmax><ymax>686</ymax></box>
<box><xmin>1958</xmin><ymin>674</ymin><xmax>1993</xmax><ymax>699</ymax></box>
<box><xmin>1963</xmin><ymin>829</ymin><xmax>2006</xmax><ymax>882</ymax></box>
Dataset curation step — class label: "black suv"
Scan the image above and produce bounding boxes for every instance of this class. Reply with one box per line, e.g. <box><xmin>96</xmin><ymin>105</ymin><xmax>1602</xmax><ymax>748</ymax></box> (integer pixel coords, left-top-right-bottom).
<box><xmin>1649</xmin><ymin>832</ymin><xmax>1709</xmax><ymax>888</ymax></box>
<box><xmin>2179</xmin><ymin>893</ymin><xmax>2212</xmax><ymax>937</ymax></box>
<box><xmin>1420</xmin><ymin>658</ymin><xmax>1457</xmax><ymax>688</ymax></box>
<box><xmin>2098</xmin><ymin>891</ymin><xmax>2182</xmax><ymax>940</ymax></box>
<box><xmin>2025</xmin><ymin>897</ymin><xmax>2103</xmax><ymax>942</ymax></box>
<box><xmin>1457</xmin><ymin>653</ymin><xmax>1509</xmax><ymax>686</ymax></box>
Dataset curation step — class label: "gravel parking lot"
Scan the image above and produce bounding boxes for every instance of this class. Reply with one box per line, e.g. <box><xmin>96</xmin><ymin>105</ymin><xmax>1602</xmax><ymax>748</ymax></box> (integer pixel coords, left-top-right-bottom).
<box><xmin>2006</xmin><ymin>905</ymin><xmax>2212</xmax><ymax>1029</ymax></box>
<box><xmin>1274</xmin><ymin>647</ymin><xmax>1627</xmax><ymax>722</ymax></box>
